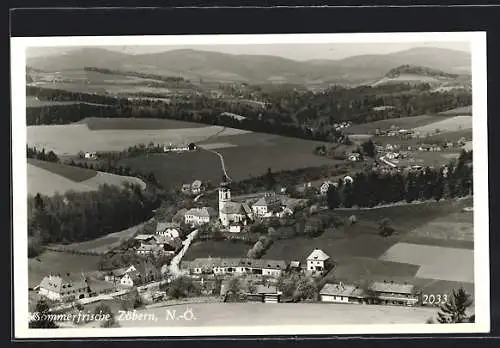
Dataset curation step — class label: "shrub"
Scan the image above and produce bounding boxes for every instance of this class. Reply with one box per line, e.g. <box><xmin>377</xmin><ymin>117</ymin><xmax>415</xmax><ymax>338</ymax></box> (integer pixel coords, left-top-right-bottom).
<box><xmin>378</xmin><ymin>217</ymin><xmax>395</xmax><ymax>237</ymax></box>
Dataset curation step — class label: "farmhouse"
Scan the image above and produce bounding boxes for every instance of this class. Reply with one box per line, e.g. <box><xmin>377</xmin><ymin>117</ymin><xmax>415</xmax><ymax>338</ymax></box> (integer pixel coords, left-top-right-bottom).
<box><xmin>181</xmin><ymin>184</ymin><xmax>192</xmax><ymax>194</ymax></box>
<box><xmin>319</xmin><ymin>181</ymin><xmax>338</xmax><ymax>195</ymax></box>
<box><xmin>183</xmin><ymin>257</ymin><xmax>288</xmax><ymax>277</ymax></box>
<box><xmin>320</xmin><ymin>282</ymin><xmax>366</xmax><ymax>304</ymax></box>
<box><xmin>136</xmin><ymin>243</ymin><xmax>164</xmax><ymax>256</ymax></box>
<box><xmin>347</xmin><ymin>152</ymin><xmax>361</xmax><ymax>162</ymax></box>
<box><xmin>104</xmin><ymin>265</ymin><xmax>137</xmax><ymax>283</ymax></box>
<box><xmin>84</xmin><ymin>151</ymin><xmax>97</xmax><ymax>160</ymax></box>
<box><xmin>156</xmin><ymin>222</ymin><xmax>180</xmax><ymax>239</ymax></box>
<box><xmin>306</xmin><ymin>248</ymin><xmax>331</xmax><ymax>276</ymax></box>
<box><xmin>368</xmin><ymin>281</ymin><xmax>418</xmax><ymax>306</ymax></box>
<box><xmin>134</xmin><ymin>234</ymin><xmax>156</xmax><ymax>243</ymax></box>
<box><xmin>191</xmin><ymin>180</ymin><xmax>203</xmax><ymax>195</ymax></box>
<box><xmin>185</xmin><ymin>207</ymin><xmax>218</xmax><ymax>226</ymax></box>
<box><xmin>119</xmin><ymin>262</ymin><xmax>159</xmax><ymax>287</ymax></box>
<box><xmin>38</xmin><ymin>273</ymin><xmax>92</xmax><ymax>302</ymax></box>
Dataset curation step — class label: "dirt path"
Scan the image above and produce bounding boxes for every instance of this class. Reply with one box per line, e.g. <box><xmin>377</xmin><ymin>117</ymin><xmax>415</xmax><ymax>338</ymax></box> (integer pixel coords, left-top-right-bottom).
<box><xmin>169</xmin><ymin>229</ymin><xmax>199</xmax><ymax>276</ymax></box>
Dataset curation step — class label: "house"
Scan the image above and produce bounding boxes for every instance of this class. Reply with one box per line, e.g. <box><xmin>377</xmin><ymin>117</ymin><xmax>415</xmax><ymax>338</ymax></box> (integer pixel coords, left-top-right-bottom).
<box><xmin>368</xmin><ymin>281</ymin><xmax>418</xmax><ymax>306</ymax></box>
<box><xmin>320</xmin><ymin>282</ymin><xmax>366</xmax><ymax>304</ymax></box>
<box><xmin>319</xmin><ymin>181</ymin><xmax>338</xmax><ymax>195</ymax></box>
<box><xmin>120</xmin><ymin>262</ymin><xmax>159</xmax><ymax>287</ymax></box>
<box><xmin>256</xmin><ymin>285</ymin><xmax>282</xmax><ymax>303</ymax></box>
<box><xmin>191</xmin><ymin>180</ymin><xmax>203</xmax><ymax>194</ymax></box>
<box><xmin>347</xmin><ymin>152</ymin><xmax>361</xmax><ymax>162</ymax></box>
<box><xmin>386</xmin><ymin>144</ymin><xmax>394</xmax><ymax>151</ymax></box>
<box><xmin>229</xmin><ymin>225</ymin><xmax>242</xmax><ymax>233</ymax></box>
<box><xmin>38</xmin><ymin>273</ymin><xmax>92</xmax><ymax>302</ymax></box>
<box><xmin>104</xmin><ymin>265</ymin><xmax>137</xmax><ymax>283</ymax></box>
<box><xmin>184</xmin><ymin>207</ymin><xmax>218</xmax><ymax>226</ymax></box>
<box><xmin>84</xmin><ymin>152</ymin><xmax>97</xmax><ymax>160</ymax></box>
<box><xmin>385</xmin><ymin>152</ymin><xmax>399</xmax><ymax>160</ymax></box>
<box><xmin>136</xmin><ymin>243</ymin><xmax>164</xmax><ymax>256</ymax></box>
<box><xmin>181</xmin><ymin>184</ymin><xmax>192</xmax><ymax>194</ymax></box>
<box><xmin>251</xmin><ymin>192</ymin><xmax>283</xmax><ymax>218</ymax></box>
<box><xmin>290</xmin><ymin>260</ymin><xmax>301</xmax><ymax>272</ymax></box>
<box><xmin>156</xmin><ymin>222</ymin><xmax>180</xmax><ymax>239</ymax></box>
<box><xmin>134</xmin><ymin>234</ymin><xmax>155</xmax><ymax>243</ymax></box>
<box><xmin>306</xmin><ymin>248</ymin><xmax>330</xmax><ymax>275</ymax></box>
<box><xmin>183</xmin><ymin>258</ymin><xmax>288</xmax><ymax>277</ymax></box>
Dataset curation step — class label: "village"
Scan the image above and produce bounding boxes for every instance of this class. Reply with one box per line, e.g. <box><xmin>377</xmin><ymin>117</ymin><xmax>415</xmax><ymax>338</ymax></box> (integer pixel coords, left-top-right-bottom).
<box><xmin>33</xmin><ymin>177</ymin><xmax>425</xmax><ymax>317</ymax></box>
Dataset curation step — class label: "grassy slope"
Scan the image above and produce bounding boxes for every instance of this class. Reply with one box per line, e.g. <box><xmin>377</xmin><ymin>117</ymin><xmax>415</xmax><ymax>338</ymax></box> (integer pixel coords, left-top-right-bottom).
<box><xmin>28</xmin><ymin>158</ymin><xmax>97</xmax><ymax>182</ymax></box>
<box><xmin>345</xmin><ymin>116</ymin><xmax>449</xmax><ymax>134</ymax></box>
<box><xmin>81</xmin><ymin>117</ymin><xmax>207</xmax><ymax>130</ymax></box>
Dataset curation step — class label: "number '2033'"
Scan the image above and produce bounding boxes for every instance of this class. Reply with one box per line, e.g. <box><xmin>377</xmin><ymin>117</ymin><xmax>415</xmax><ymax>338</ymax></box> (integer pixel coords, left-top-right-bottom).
<box><xmin>421</xmin><ymin>294</ymin><xmax>448</xmax><ymax>305</ymax></box>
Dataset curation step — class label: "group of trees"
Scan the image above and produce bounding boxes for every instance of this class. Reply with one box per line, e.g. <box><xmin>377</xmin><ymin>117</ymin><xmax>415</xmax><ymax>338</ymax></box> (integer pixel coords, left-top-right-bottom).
<box><xmin>246</xmin><ymin>236</ymin><xmax>274</xmax><ymax>259</ymax></box>
<box><xmin>26</xmin><ymin>146</ymin><xmax>59</xmax><ymax>162</ymax></box>
<box><xmin>28</xmin><ymin>183</ymin><xmax>161</xmax><ymax>258</ymax></box>
<box><xmin>27</xmin><ymin>81</ymin><xmax>471</xmax><ymax>143</ymax></box>
<box><xmin>326</xmin><ymin>150</ymin><xmax>472</xmax><ymax>209</ymax></box>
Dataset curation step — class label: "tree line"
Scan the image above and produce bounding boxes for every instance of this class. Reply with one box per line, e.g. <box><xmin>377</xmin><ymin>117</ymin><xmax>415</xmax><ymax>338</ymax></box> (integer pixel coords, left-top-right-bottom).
<box><xmin>27</xmin><ymin>146</ymin><xmax>59</xmax><ymax>162</ymax></box>
<box><xmin>326</xmin><ymin>150</ymin><xmax>473</xmax><ymax>209</ymax></box>
<box><xmin>28</xmin><ymin>183</ymin><xmax>162</xmax><ymax>258</ymax></box>
<box><xmin>26</xmin><ymin>83</ymin><xmax>471</xmax><ymax>143</ymax></box>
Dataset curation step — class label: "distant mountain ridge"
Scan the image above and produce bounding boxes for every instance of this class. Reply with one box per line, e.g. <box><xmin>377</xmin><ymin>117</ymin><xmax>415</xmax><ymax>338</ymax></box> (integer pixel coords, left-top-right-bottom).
<box><xmin>26</xmin><ymin>46</ymin><xmax>471</xmax><ymax>85</ymax></box>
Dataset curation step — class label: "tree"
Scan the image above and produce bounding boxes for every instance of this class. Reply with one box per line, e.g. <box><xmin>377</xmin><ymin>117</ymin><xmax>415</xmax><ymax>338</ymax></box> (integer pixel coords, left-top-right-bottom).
<box><xmin>361</xmin><ymin>139</ymin><xmax>376</xmax><ymax>157</ymax></box>
<box><xmin>167</xmin><ymin>276</ymin><xmax>198</xmax><ymax>299</ymax></box>
<box><xmin>95</xmin><ymin>303</ymin><xmax>120</xmax><ymax>328</ymax></box>
<box><xmin>29</xmin><ymin>299</ymin><xmax>58</xmax><ymax>328</ymax></box>
<box><xmin>378</xmin><ymin>218</ymin><xmax>395</xmax><ymax>237</ymax></box>
<box><xmin>227</xmin><ymin>276</ymin><xmax>242</xmax><ymax>295</ymax></box>
<box><xmin>265</xmin><ymin>167</ymin><xmax>276</xmax><ymax>190</ymax></box>
<box><xmin>437</xmin><ymin>288</ymin><xmax>474</xmax><ymax>323</ymax></box>
<box><xmin>326</xmin><ymin>185</ymin><xmax>341</xmax><ymax>210</ymax></box>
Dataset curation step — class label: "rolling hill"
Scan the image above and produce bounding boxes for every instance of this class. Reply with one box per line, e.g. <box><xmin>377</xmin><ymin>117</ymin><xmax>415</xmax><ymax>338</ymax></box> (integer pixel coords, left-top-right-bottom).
<box><xmin>26</xmin><ymin>46</ymin><xmax>471</xmax><ymax>85</ymax></box>
<box><xmin>370</xmin><ymin>64</ymin><xmax>471</xmax><ymax>88</ymax></box>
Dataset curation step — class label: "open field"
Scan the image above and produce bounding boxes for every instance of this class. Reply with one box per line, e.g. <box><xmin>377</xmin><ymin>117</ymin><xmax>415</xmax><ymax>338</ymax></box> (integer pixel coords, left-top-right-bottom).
<box><xmin>438</xmin><ymin>105</ymin><xmax>472</xmax><ymax>116</ymax></box>
<box><xmin>345</xmin><ymin>115</ymin><xmax>448</xmax><ymax>134</ymax></box>
<box><xmin>120</xmin><ymin>132</ymin><xmax>341</xmax><ymax>189</ymax></box>
<box><xmin>28</xmin><ymin>251</ymin><xmax>101</xmax><ymax>288</ymax></box>
<box><xmin>26</xmin><ymin>96</ymin><xmax>110</xmax><ymax>108</ymax></box>
<box><xmin>28</xmin><ymin>159</ymin><xmax>145</xmax><ymax>196</ymax></box>
<box><xmin>117</xmin><ymin>302</ymin><xmax>439</xmax><ymax>327</ymax></box>
<box><xmin>79</xmin><ymin>117</ymin><xmax>207</xmax><ymax>130</ymax></box>
<box><xmin>183</xmin><ymin>240</ymin><xmax>251</xmax><ymax>261</ymax></box>
<box><xmin>379</xmin><ymin>243</ymin><xmax>474</xmax><ymax>283</ymax></box>
<box><xmin>413</xmin><ymin>116</ymin><xmax>472</xmax><ymax>134</ymax></box>
<box><xmin>28</xmin><ymin>158</ymin><xmax>97</xmax><ymax>182</ymax></box>
<box><xmin>49</xmin><ymin>219</ymin><xmax>152</xmax><ymax>254</ymax></box>
<box><xmin>409</xmin><ymin>211</ymin><xmax>473</xmax><ymax>242</ymax></box>
<box><xmin>27</xmin><ymin>122</ymin><xmax>250</xmax><ymax>155</ymax></box>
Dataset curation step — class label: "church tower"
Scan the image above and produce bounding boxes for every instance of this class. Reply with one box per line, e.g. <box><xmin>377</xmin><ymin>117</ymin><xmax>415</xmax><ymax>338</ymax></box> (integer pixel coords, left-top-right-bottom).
<box><xmin>218</xmin><ymin>185</ymin><xmax>231</xmax><ymax>226</ymax></box>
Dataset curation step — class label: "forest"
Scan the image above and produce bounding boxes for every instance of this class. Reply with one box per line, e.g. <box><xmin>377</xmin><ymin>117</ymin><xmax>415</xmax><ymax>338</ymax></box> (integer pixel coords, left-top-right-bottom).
<box><xmin>26</xmin><ymin>83</ymin><xmax>471</xmax><ymax>143</ymax></box>
<box><xmin>27</xmin><ymin>183</ymin><xmax>162</xmax><ymax>258</ymax></box>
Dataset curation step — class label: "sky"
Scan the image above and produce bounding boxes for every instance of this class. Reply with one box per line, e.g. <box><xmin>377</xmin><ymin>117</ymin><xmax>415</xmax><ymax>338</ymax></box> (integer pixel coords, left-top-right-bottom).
<box><xmin>26</xmin><ymin>42</ymin><xmax>470</xmax><ymax>61</ymax></box>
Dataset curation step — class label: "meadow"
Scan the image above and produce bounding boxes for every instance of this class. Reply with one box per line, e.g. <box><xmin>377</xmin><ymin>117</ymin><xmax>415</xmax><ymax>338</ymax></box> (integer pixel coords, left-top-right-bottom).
<box><xmin>27</xmin><ymin>159</ymin><xmax>146</xmax><ymax>196</ymax></box>
<box><xmin>28</xmin><ymin>250</ymin><xmax>101</xmax><ymax>288</ymax></box>
<box><xmin>117</xmin><ymin>302</ymin><xmax>440</xmax><ymax>327</ymax></box>
<box><xmin>438</xmin><ymin>105</ymin><xmax>472</xmax><ymax>115</ymax></box>
<box><xmin>81</xmin><ymin>117</ymin><xmax>206</xmax><ymax>130</ymax></box>
<box><xmin>345</xmin><ymin>115</ymin><xmax>448</xmax><ymax>134</ymax></box>
<box><xmin>119</xmin><ymin>132</ymin><xmax>340</xmax><ymax>189</ymax></box>
<box><xmin>26</xmin><ymin>96</ymin><xmax>110</xmax><ymax>108</ymax></box>
<box><xmin>413</xmin><ymin>116</ymin><xmax>472</xmax><ymax>134</ymax></box>
<box><xmin>26</xmin><ymin>120</ymin><xmax>250</xmax><ymax>155</ymax></box>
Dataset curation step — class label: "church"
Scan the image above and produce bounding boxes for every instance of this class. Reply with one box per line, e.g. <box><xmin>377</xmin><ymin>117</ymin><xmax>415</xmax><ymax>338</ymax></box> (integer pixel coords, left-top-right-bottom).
<box><xmin>218</xmin><ymin>184</ymin><xmax>253</xmax><ymax>227</ymax></box>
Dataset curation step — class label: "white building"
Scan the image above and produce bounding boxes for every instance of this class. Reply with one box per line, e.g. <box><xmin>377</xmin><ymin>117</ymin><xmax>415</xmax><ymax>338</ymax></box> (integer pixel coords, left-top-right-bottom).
<box><xmin>320</xmin><ymin>282</ymin><xmax>366</xmax><ymax>304</ymax></box>
<box><xmin>185</xmin><ymin>207</ymin><xmax>217</xmax><ymax>226</ymax></box>
<box><xmin>37</xmin><ymin>274</ymin><xmax>91</xmax><ymax>302</ymax></box>
<box><xmin>156</xmin><ymin>222</ymin><xmax>180</xmax><ymax>239</ymax></box>
<box><xmin>319</xmin><ymin>181</ymin><xmax>338</xmax><ymax>195</ymax></box>
<box><xmin>306</xmin><ymin>248</ymin><xmax>330</xmax><ymax>275</ymax></box>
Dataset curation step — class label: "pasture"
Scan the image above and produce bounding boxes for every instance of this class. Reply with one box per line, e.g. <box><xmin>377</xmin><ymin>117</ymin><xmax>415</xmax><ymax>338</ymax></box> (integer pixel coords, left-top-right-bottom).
<box><xmin>117</xmin><ymin>302</ymin><xmax>439</xmax><ymax>327</ymax></box>
<box><xmin>80</xmin><ymin>117</ymin><xmax>206</xmax><ymax>130</ymax></box>
<box><xmin>379</xmin><ymin>243</ymin><xmax>474</xmax><ymax>283</ymax></box>
<box><xmin>26</xmin><ymin>122</ymin><xmax>250</xmax><ymax>155</ymax></box>
<box><xmin>119</xmin><ymin>132</ymin><xmax>341</xmax><ymax>189</ymax></box>
<box><xmin>28</xmin><ymin>250</ymin><xmax>101</xmax><ymax>288</ymax></box>
<box><xmin>183</xmin><ymin>240</ymin><xmax>251</xmax><ymax>261</ymax></box>
<box><xmin>438</xmin><ymin>105</ymin><xmax>472</xmax><ymax>116</ymax></box>
<box><xmin>345</xmin><ymin>115</ymin><xmax>447</xmax><ymax>134</ymax></box>
<box><xmin>413</xmin><ymin>116</ymin><xmax>472</xmax><ymax>134</ymax></box>
<box><xmin>50</xmin><ymin>219</ymin><xmax>152</xmax><ymax>255</ymax></box>
<box><xmin>27</xmin><ymin>159</ymin><xmax>146</xmax><ymax>196</ymax></box>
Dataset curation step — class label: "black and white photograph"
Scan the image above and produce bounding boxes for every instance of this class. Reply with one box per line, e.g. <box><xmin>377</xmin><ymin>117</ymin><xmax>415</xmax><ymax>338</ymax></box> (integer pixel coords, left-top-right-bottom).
<box><xmin>11</xmin><ymin>32</ymin><xmax>489</xmax><ymax>338</ymax></box>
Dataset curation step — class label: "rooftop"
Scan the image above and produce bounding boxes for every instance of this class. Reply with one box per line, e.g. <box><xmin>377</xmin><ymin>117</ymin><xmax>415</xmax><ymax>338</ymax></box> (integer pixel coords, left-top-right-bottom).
<box><xmin>156</xmin><ymin>222</ymin><xmax>180</xmax><ymax>233</ymax></box>
<box><xmin>306</xmin><ymin>248</ymin><xmax>330</xmax><ymax>261</ymax></box>
<box><xmin>320</xmin><ymin>283</ymin><xmax>366</xmax><ymax>298</ymax></box>
<box><xmin>185</xmin><ymin>207</ymin><xmax>218</xmax><ymax>218</ymax></box>
<box><xmin>369</xmin><ymin>281</ymin><xmax>415</xmax><ymax>295</ymax></box>
<box><xmin>134</xmin><ymin>234</ymin><xmax>155</xmax><ymax>241</ymax></box>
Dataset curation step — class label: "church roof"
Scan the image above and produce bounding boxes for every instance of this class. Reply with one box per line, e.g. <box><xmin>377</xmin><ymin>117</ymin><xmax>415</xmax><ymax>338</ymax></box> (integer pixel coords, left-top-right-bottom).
<box><xmin>221</xmin><ymin>202</ymin><xmax>244</xmax><ymax>215</ymax></box>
